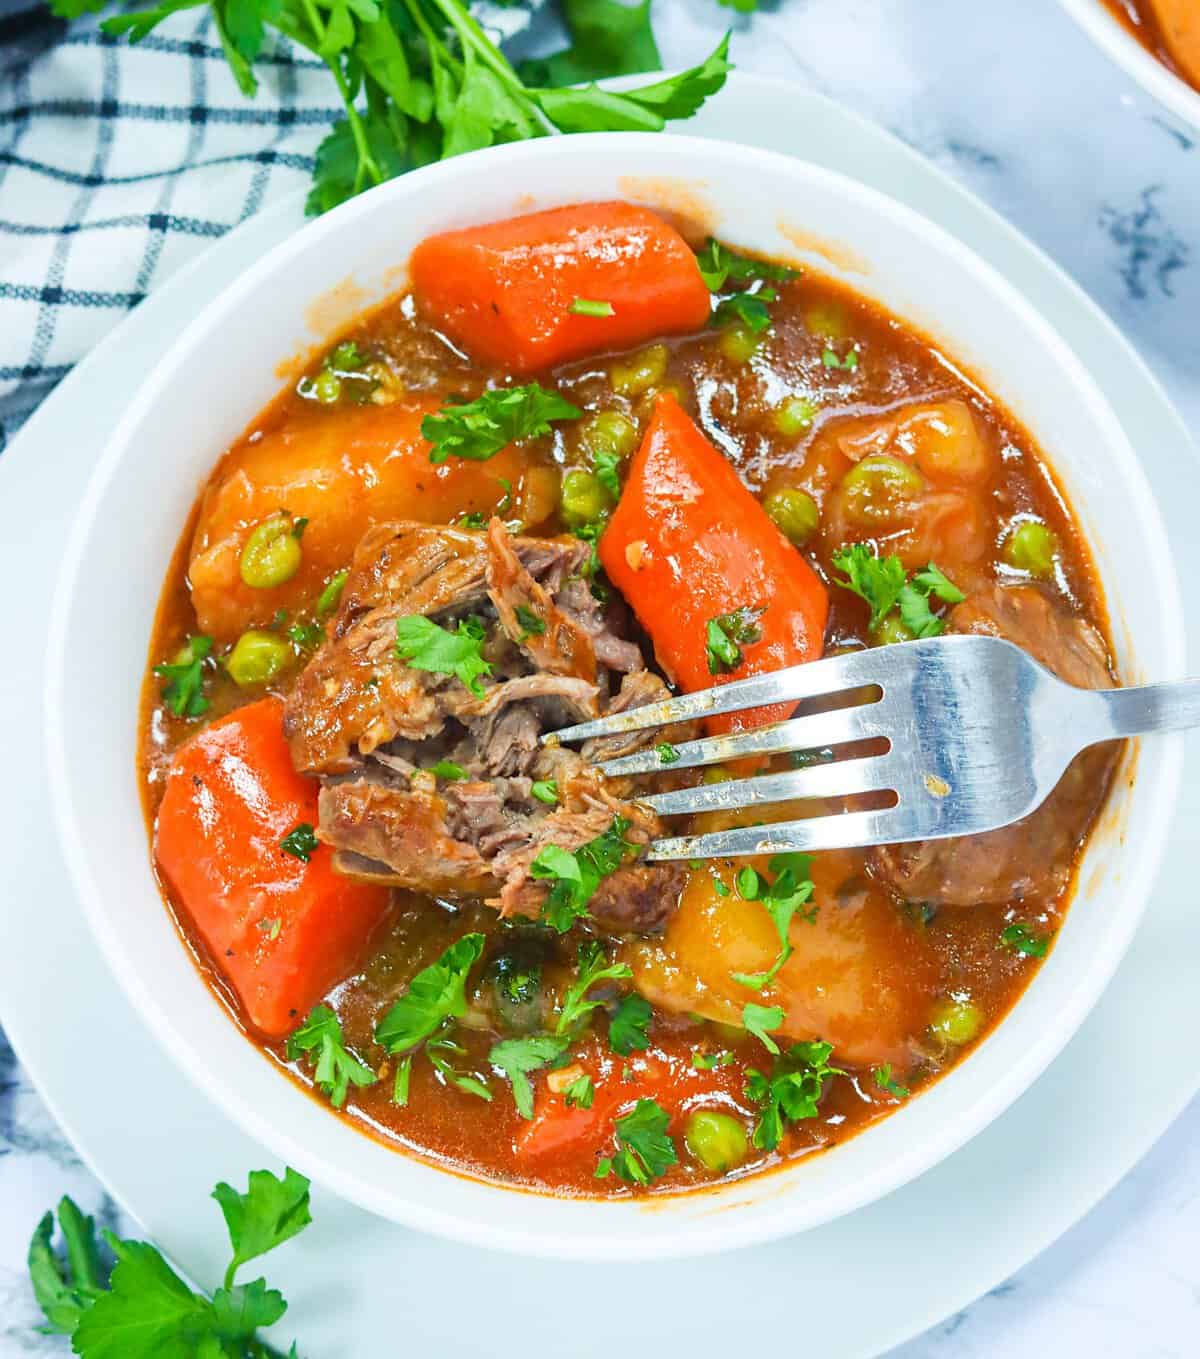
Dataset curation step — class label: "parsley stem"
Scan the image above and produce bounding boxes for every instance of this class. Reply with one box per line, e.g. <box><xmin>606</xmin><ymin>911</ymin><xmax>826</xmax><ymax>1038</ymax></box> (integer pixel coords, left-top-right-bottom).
<box><xmin>432</xmin><ymin>0</ymin><xmax>555</xmax><ymax>134</ymax></box>
<box><xmin>298</xmin><ymin>0</ymin><xmax>383</xmax><ymax>193</ymax></box>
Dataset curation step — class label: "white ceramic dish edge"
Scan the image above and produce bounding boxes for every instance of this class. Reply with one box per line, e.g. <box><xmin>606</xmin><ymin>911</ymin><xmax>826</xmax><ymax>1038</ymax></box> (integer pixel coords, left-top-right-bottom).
<box><xmin>45</xmin><ymin>131</ymin><xmax>1186</xmax><ymax>1262</ymax></box>
<box><xmin>1058</xmin><ymin>0</ymin><xmax>1200</xmax><ymax>131</ymax></box>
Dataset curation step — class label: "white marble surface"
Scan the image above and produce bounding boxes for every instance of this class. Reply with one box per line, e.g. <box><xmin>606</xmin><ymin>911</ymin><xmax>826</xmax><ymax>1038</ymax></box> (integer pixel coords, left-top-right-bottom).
<box><xmin>2</xmin><ymin>0</ymin><xmax>1198</xmax><ymax>1354</ymax></box>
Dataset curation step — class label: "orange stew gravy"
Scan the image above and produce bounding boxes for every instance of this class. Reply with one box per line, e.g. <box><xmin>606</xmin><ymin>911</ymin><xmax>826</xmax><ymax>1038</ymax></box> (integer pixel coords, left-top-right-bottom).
<box><xmin>139</xmin><ymin>219</ymin><xmax>1117</xmax><ymax>1196</ymax></box>
<box><xmin>1101</xmin><ymin>0</ymin><xmax>1200</xmax><ymax>92</ymax></box>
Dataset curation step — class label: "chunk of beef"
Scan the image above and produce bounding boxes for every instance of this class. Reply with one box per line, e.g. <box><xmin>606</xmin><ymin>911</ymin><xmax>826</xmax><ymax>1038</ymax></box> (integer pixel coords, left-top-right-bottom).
<box><xmin>289</xmin><ymin>518</ymin><xmax>689</xmax><ymax>936</ymax></box>
<box><xmin>867</xmin><ymin>584</ymin><xmax>1118</xmax><ymax>908</ymax></box>
<box><xmin>284</xmin><ymin>520</ymin><xmax>597</xmax><ymax>775</ymax></box>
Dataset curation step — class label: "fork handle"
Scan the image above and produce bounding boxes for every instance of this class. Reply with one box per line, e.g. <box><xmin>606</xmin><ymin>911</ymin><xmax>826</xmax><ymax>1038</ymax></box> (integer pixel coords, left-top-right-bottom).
<box><xmin>1092</xmin><ymin>678</ymin><xmax>1200</xmax><ymax>738</ymax></box>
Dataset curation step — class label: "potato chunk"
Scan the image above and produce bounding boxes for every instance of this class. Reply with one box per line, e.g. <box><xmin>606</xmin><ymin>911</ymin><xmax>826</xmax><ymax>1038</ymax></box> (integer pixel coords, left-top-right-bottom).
<box><xmin>625</xmin><ymin>851</ymin><xmax>941</xmax><ymax>1068</ymax></box>
<box><xmin>188</xmin><ymin>398</ymin><xmax>545</xmax><ymax>641</ymax></box>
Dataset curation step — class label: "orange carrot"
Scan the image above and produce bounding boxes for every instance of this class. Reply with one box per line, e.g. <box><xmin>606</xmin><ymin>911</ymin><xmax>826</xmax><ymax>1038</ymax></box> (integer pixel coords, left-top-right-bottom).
<box><xmin>600</xmin><ymin>393</ymin><xmax>829</xmax><ymax>733</ymax></box>
<box><xmin>154</xmin><ymin>697</ymin><xmax>391</xmax><ymax>1037</ymax></box>
<box><xmin>410</xmin><ymin>202</ymin><xmax>711</xmax><ymax>373</ymax></box>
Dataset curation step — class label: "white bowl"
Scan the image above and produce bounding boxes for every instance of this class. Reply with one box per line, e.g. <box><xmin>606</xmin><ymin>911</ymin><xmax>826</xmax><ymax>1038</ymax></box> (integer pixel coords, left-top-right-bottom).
<box><xmin>1058</xmin><ymin>0</ymin><xmax>1200</xmax><ymax>130</ymax></box>
<box><xmin>46</xmin><ymin>132</ymin><xmax>1185</xmax><ymax>1260</ymax></box>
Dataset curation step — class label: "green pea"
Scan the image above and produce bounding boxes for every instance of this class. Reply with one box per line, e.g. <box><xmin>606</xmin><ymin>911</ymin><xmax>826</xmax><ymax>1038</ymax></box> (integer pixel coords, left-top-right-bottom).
<box><xmin>763</xmin><ymin>487</ymin><xmax>820</xmax><ymax>546</ymax></box>
<box><xmin>314</xmin><ymin>368</ymin><xmax>342</xmax><ymax>404</ymax></box>
<box><xmin>773</xmin><ymin>395</ymin><xmax>818</xmax><ymax>438</ymax></box>
<box><xmin>703</xmin><ymin>766</ymin><xmax>734</xmax><ymax>785</ymax></box>
<box><xmin>1002</xmin><ymin>521</ymin><xmax>1059</xmax><ymax>580</ymax></box>
<box><xmin>718</xmin><ymin>323</ymin><xmax>761</xmax><ymax>365</ymax></box>
<box><xmin>560</xmin><ymin>469</ymin><xmax>613</xmax><ymax>529</ymax></box>
<box><xmin>240</xmin><ymin>514</ymin><xmax>303</xmax><ymax>589</ymax></box>
<box><xmin>839</xmin><ymin>455</ymin><xmax>924</xmax><ymax>526</ymax></box>
<box><xmin>685</xmin><ymin>1110</ymin><xmax>749</xmax><ymax>1174</ymax></box>
<box><xmin>930</xmin><ymin>997</ymin><xmax>983</xmax><ymax>1046</ymax></box>
<box><xmin>226</xmin><ymin>630</ymin><xmax>291</xmax><ymax>688</ymax></box>
<box><xmin>870</xmin><ymin>611</ymin><xmax>914</xmax><ymax>647</ymax></box>
<box><xmin>609</xmin><ymin>343</ymin><xmax>668</xmax><ymax>397</ymax></box>
<box><xmin>578</xmin><ymin>410</ymin><xmax>638</xmax><ymax>462</ymax></box>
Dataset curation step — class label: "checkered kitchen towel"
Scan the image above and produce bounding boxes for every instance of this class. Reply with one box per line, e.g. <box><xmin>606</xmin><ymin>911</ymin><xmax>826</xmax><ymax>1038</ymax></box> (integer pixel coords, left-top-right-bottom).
<box><xmin>0</xmin><ymin>0</ymin><xmax>538</xmax><ymax>451</ymax></box>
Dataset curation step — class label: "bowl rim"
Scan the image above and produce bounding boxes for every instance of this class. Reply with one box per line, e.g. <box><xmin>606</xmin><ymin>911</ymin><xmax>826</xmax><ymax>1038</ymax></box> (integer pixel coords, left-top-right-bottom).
<box><xmin>1057</xmin><ymin>0</ymin><xmax>1200</xmax><ymax>129</ymax></box>
<box><xmin>45</xmin><ymin>131</ymin><xmax>1187</xmax><ymax>1259</ymax></box>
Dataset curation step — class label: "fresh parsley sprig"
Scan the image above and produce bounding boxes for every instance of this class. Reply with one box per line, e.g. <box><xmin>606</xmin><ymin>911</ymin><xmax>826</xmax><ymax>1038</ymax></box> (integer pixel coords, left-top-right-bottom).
<box><xmin>831</xmin><ymin>543</ymin><xmax>964</xmax><ymax>637</ymax></box>
<box><xmin>730</xmin><ymin>852</ymin><xmax>817</xmax><ymax>991</ymax></box>
<box><xmin>529</xmin><ymin>816</ymin><xmax>638</xmax><ymax>933</ymax></box>
<box><xmin>745</xmin><ymin>1040</ymin><xmax>844</xmax><ymax>1151</ymax></box>
<box><xmin>286</xmin><ymin>1004</ymin><xmax>378</xmax><ymax>1108</ymax></box>
<box><xmin>375</xmin><ymin>932</ymin><xmax>486</xmax><ymax>1053</ymax></box>
<box><xmin>30</xmin><ymin>1168</ymin><xmax>311</xmax><ymax>1357</ymax></box>
<box><xmin>488</xmin><ymin>1033</ymin><xmax>570</xmax><ymax>1117</ymax></box>
<box><xmin>705</xmin><ymin>604</ymin><xmax>764</xmax><ymax>675</ymax></box>
<box><xmin>154</xmin><ymin>634</ymin><xmax>214</xmax><ymax>719</ymax></box>
<box><xmin>423</xmin><ymin>383</ymin><xmax>582</xmax><ymax>465</ymax></box>
<box><xmin>394</xmin><ymin>613</ymin><xmax>492</xmax><ymax>696</ymax></box>
<box><xmin>50</xmin><ymin>0</ymin><xmax>735</xmax><ymax>217</ymax></box>
<box><xmin>556</xmin><ymin>940</ymin><xmax>633</xmax><ymax>1034</ymax></box>
<box><xmin>595</xmin><ymin>1097</ymin><xmax>678</xmax><ymax>1185</ymax></box>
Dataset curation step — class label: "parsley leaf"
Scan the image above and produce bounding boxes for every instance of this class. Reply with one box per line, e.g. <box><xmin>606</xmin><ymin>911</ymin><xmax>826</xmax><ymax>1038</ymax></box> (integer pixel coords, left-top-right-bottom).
<box><xmin>286</xmin><ymin>1004</ymin><xmax>378</xmax><ymax>1109</ymax></box>
<box><xmin>556</xmin><ymin>940</ymin><xmax>634</xmax><ymax>1035</ymax></box>
<box><xmin>830</xmin><ymin>543</ymin><xmax>908</xmax><ymax>629</ymax></box>
<box><xmin>530</xmin><ymin>779</ymin><xmax>559</xmax><ymax>805</ymax></box>
<box><xmin>742</xmin><ymin>1002</ymin><xmax>785</xmax><ymax>1054</ymax></box>
<box><xmin>514</xmin><ymin>603</ymin><xmax>546</xmax><ymax>637</ymax></box>
<box><xmin>316</xmin><ymin>568</ymin><xmax>349</xmax><ymax>618</ymax></box>
<box><xmin>1000</xmin><ymin>922</ymin><xmax>1050</xmax><ymax>958</ymax></box>
<box><xmin>210</xmin><ymin>1167</ymin><xmax>312</xmax><ymax>1290</ymax></box>
<box><xmin>531</xmin><ymin>816</ymin><xmax>639</xmax><ymax>933</ymax></box>
<box><xmin>898</xmin><ymin>562</ymin><xmax>967</xmax><ymax>638</ymax></box>
<box><xmin>609</xmin><ymin>993</ymin><xmax>652</xmax><ymax>1056</ymax></box>
<box><xmin>695</xmin><ymin>238</ymin><xmax>798</xmax><ymax>292</ymax></box>
<box><xmin>429</xmin><ymin>759</ymin><xmax>468</xmax><ymax>781</ymax></box>
<box><xmin>426</xmin><ymin>1028</ymin><xmax>493</xmax><ymax>1102</ymax></box>
<box><xmin>746</xmin><ymin>1041</ymin><xmax>844</xmax><ymax>1150</ymax></box>
<box><xmin>565</xmin><ymin>1073</ymin><xmax>595</xmax><ymax>1108</ymax></box>
<box><xmin>730</xmin><ymin>852</ymin><xmax>816</xmax><ymax>990</ymax></box>
<box><xmin>279</xmin><ymin>821</ymin><xmax>319</xmax><ymax>863</ymax></box>
<box><xmin>705</xmin><ymin>604</ymin><xmax>764</xmax><ymax>675</ymax></box>
<box><xmin>595</xmin><ymin>1098</ymin><xmax>678</xmax><ymax>1185</ymax></box>
<box><xmin>692</xmin><ymin>1049</ymin><xmax>735</xmax><ymax>1070</ymax></box>
<box><xmin>423</xmin><ymin>384</ymin><xmax>581</xmax><ymax>465</ymax></box>
<box><xmin>489</xmin><ymin>1033</ymin><xmax>570</xmax><ymax>1118</ymax></box>
<box><xmin>31</xmin><ymin>1167</ymin><xmax>311</xmax><ymax>1356</ymax></box>
<box><xmin>821</xmin><ymin>344</ymin><xmax>860</xmax><ymax>371</ymax></box>
<box><xmin>153</xmin><ymin>634</ymin><xmax>213</xmax><ymax>718</ymax></box>
<box><xmin>712</xmin><ymin>289</ymin><xmax>776</xmax><ymax>334</ymax></box>
<box><xmin>874</xmin><ymin>1064</ymin><xmax>911</xmax><ymax>1099</ymax></box>
<box><xmin>518</xmin><ymin>0</ymin><xmax>660</xmax><ymax>87</ymax></box>
<box><xmin>374</xmin><ymin>932</ymin><xmax>486</xmax><ymax>1053</ymax></box>
<box><xmin>593</xmin><ymin>447</ymin><xmax>623</xmax><ymax>499</ymax></box>
<box><xmin>395</xmin><ymin>614</ymin><xmax>492</xmax><ymax>697</ymax></box>
<box><xmin>570</xmin><ymin>297</ymin><xmax>615</xmax><ymax>317</ymax></box>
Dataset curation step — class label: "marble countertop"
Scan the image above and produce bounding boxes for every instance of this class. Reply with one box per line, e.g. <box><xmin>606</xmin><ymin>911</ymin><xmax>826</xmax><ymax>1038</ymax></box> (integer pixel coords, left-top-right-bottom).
<box><xmin>2</xmin><ymin>0</ymin><xmax>1197</xmax><ymax>1354</ymax></box>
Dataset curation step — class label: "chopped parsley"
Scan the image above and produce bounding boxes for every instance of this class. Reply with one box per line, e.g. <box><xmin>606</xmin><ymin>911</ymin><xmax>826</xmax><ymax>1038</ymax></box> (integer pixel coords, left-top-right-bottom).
<box><xmin>746</xmin><ymin>1040</ymin><xmax>844</xmax><ymax>1151</ymax></box>
<box><xmin>154</xmin><ymin>634</ymin><xmax>213</xmax><ymax>719</ymax></box>
<box><xmin>821</xmin><ymin>344</ymin><xmax>860</xmax><ymax>372</ymax></box>
<box><xmin>29</xmin><ymin>1167</ymin><xmax>312</xmax><ymax>1355</ymax></box>
<box><xmin>695</xmin><ymin>238</ymin><xmax>798</xmax><ymax>292</ymax></box>
<box><xmin>514</xmin><ymin>603</ymin><xmax>546</xmax><ymax>637</ymax></box>
<box><xmin>609</xmin><ymin>993</ymin><xmax>652</xmax><ymax>1056</ymax></box>
<box><xmin>570</xmin><ymin>297</ymin><xmax>615</xmax><ymax>317</ymax></box>
<box><xmin>488</xmin><ymin>1033</ymin><xmax>570</xmax><ymax>1118</ymax></box>
<box><xmin>286</xmin><ymin>1004</ymin><xmax>378</xmax><ymax>1108</ymax></box>
<box><xmin>595</xmin><ymin>1097</ymin><xmax>678</xmax><ymax>1185</ymax></box>
<box><xmin>742</xmin><ymin>1002</ymin><xmax>785</xmax><ymax>1054</ymax></box>
<box><xmin>1000</xmin><ymin>922</ymin><xmax>1050</xmax><ymax>958</ymax></box>
<box><xmin>712</xmin><ymin>289</ymin><xmax>776</xmax><ymax>334</ymax></box>
<box><xmin>423</xmin><ymin>383</ymin><xmax>581</xmax><ymax>464</ymax></box>
<box><xmin>279</xmin><ymin>821</ymin><xmax>319</xmax><ymax>863</ymax></box>
<box><xmin>458</xmin><ymin>511</ymin><xmax>488</xmax><ymax>529</ymax></box>
<box><xmin>564</xmin><ymin>1074</ymin><xmax>595</xmax><ymax>1109</ymax></box>
<box><xmin>429</xmin><ymin>760</ymin><xmax>468</xmax><ymax>781</ymax></box>
<box><xmin>426</xmin><ymin>1028</ymin><xmax>492</xmax><ymax>1102</ymax></box>
<box><xmin>392</xmin><ymin>1054</ymin><xmax>413</xmax><ymax>1106</ymax></box>
<box><xmin>656</xmin><ymin>742</ymin><xmax>680</xmax><ymax>765</ymax></box>
<box><xmin>374</xmin><ymin>933</ymin><xmax>486</xmax><ymax>1054</ymax></box>
<box><xmin>593</xmin><ymin>447</ymin><xmax>623</xmax><ymax>499</ymax></box>
<box><xmin>556</xmin><ymin>940</ymin><xmax>633</xmax><ymax>1035</ymax></box>
<box><xmin>832</xmin><ymin>544</ymin><xmax>963</xmax><ymax>637</ymax></box>
<box><xmin>874</xmin><ymin>1064</ymin><xmax>911</xmax><ymax>1099</ymax></box>
<box><xmin>395</xmin><ymin>613</ymin><xmax>492</xmax><ymax>697</ymax></box>
<box><xmin>530</xmin><ymin>780</ymin><xmax>559</xmax><ymax>805</ymax></box>
<box><xmin>291</xmin><ymin>516</ymin><xmax>309</xmax><ymax>539</ymax></box>
<box><xmin>692</xmin><ymin>1049</ymin><xmax>735</xmax><ymax>1070</ymax></box>
<box><xmin>287</xmin><ymin>618</ymin><xmax>324</xmax><ymax>649</ymax></box>
<box><xmin>730</xmin><ymin>852</ymin><xmax>817</xmax><ymax>991</ymax></box>
<box><xmin>705</xmin><ymin>604</ymin><xmax>764</xmax><ymax>675</ymax></box>
<box><xmin>530</xmin><ymin>816</ymin><xmax>639</xmax><ymax>933</ymax></box>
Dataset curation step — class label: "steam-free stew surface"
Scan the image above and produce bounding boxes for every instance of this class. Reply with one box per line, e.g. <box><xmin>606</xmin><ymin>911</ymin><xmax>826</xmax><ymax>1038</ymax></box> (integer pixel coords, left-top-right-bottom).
<box><xmin>140</xmin><ymin>207</ymin><xmax>1117</xmax><ymax>1195</ymax></box>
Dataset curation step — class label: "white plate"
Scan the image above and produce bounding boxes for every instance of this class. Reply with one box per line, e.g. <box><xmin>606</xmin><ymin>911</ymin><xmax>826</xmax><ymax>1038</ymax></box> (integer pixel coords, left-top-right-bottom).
<box><xmin>2</xmin><ymin>74</ymin><xmax>1198</xmax><ymax>1357</ymax></box>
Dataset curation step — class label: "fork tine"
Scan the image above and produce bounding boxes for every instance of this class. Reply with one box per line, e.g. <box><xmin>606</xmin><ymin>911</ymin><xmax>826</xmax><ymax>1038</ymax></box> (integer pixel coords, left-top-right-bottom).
<box><xmin>639</xmin><ymin>752</ymin><xmax>897</xmax><ymax>816</ymax></box>
<box><xmin>597</xmin><ymin>698</ymin><xmax>890</xmax><ymax>776</ymax></box>
<box><xmin>647</xmin><ymin>808</ymin><xmax>902</xmax><ymax>860</ymax></box>
<box><xmin>548</xmin><ymin>647</ymin><xmax>900</xmax><ymax>744</ymax></box>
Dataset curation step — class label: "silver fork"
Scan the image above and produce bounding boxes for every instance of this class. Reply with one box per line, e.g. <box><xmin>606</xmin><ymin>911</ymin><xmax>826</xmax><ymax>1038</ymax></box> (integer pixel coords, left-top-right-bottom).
<box><xmin>549</xmin><ymin>635</ymin><xmax>1200</xmax><ymax>861</ymax></box>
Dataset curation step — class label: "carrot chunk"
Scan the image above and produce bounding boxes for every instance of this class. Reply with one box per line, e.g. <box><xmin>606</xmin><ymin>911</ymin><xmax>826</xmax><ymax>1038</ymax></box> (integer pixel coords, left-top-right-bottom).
<box><xmin>154</xmin><ymin>697</ymin><xmax>391</xmax><ymax>1037</ymax></box>
<box><xmin>600</xmin><ymin>393</ymin><xmax>829</xmax><ymax>732</ymax></box>
<box><xmin>410</xmin><ymin>202</ymin><xmax>711</xmax><ymax>373</ymax></box>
